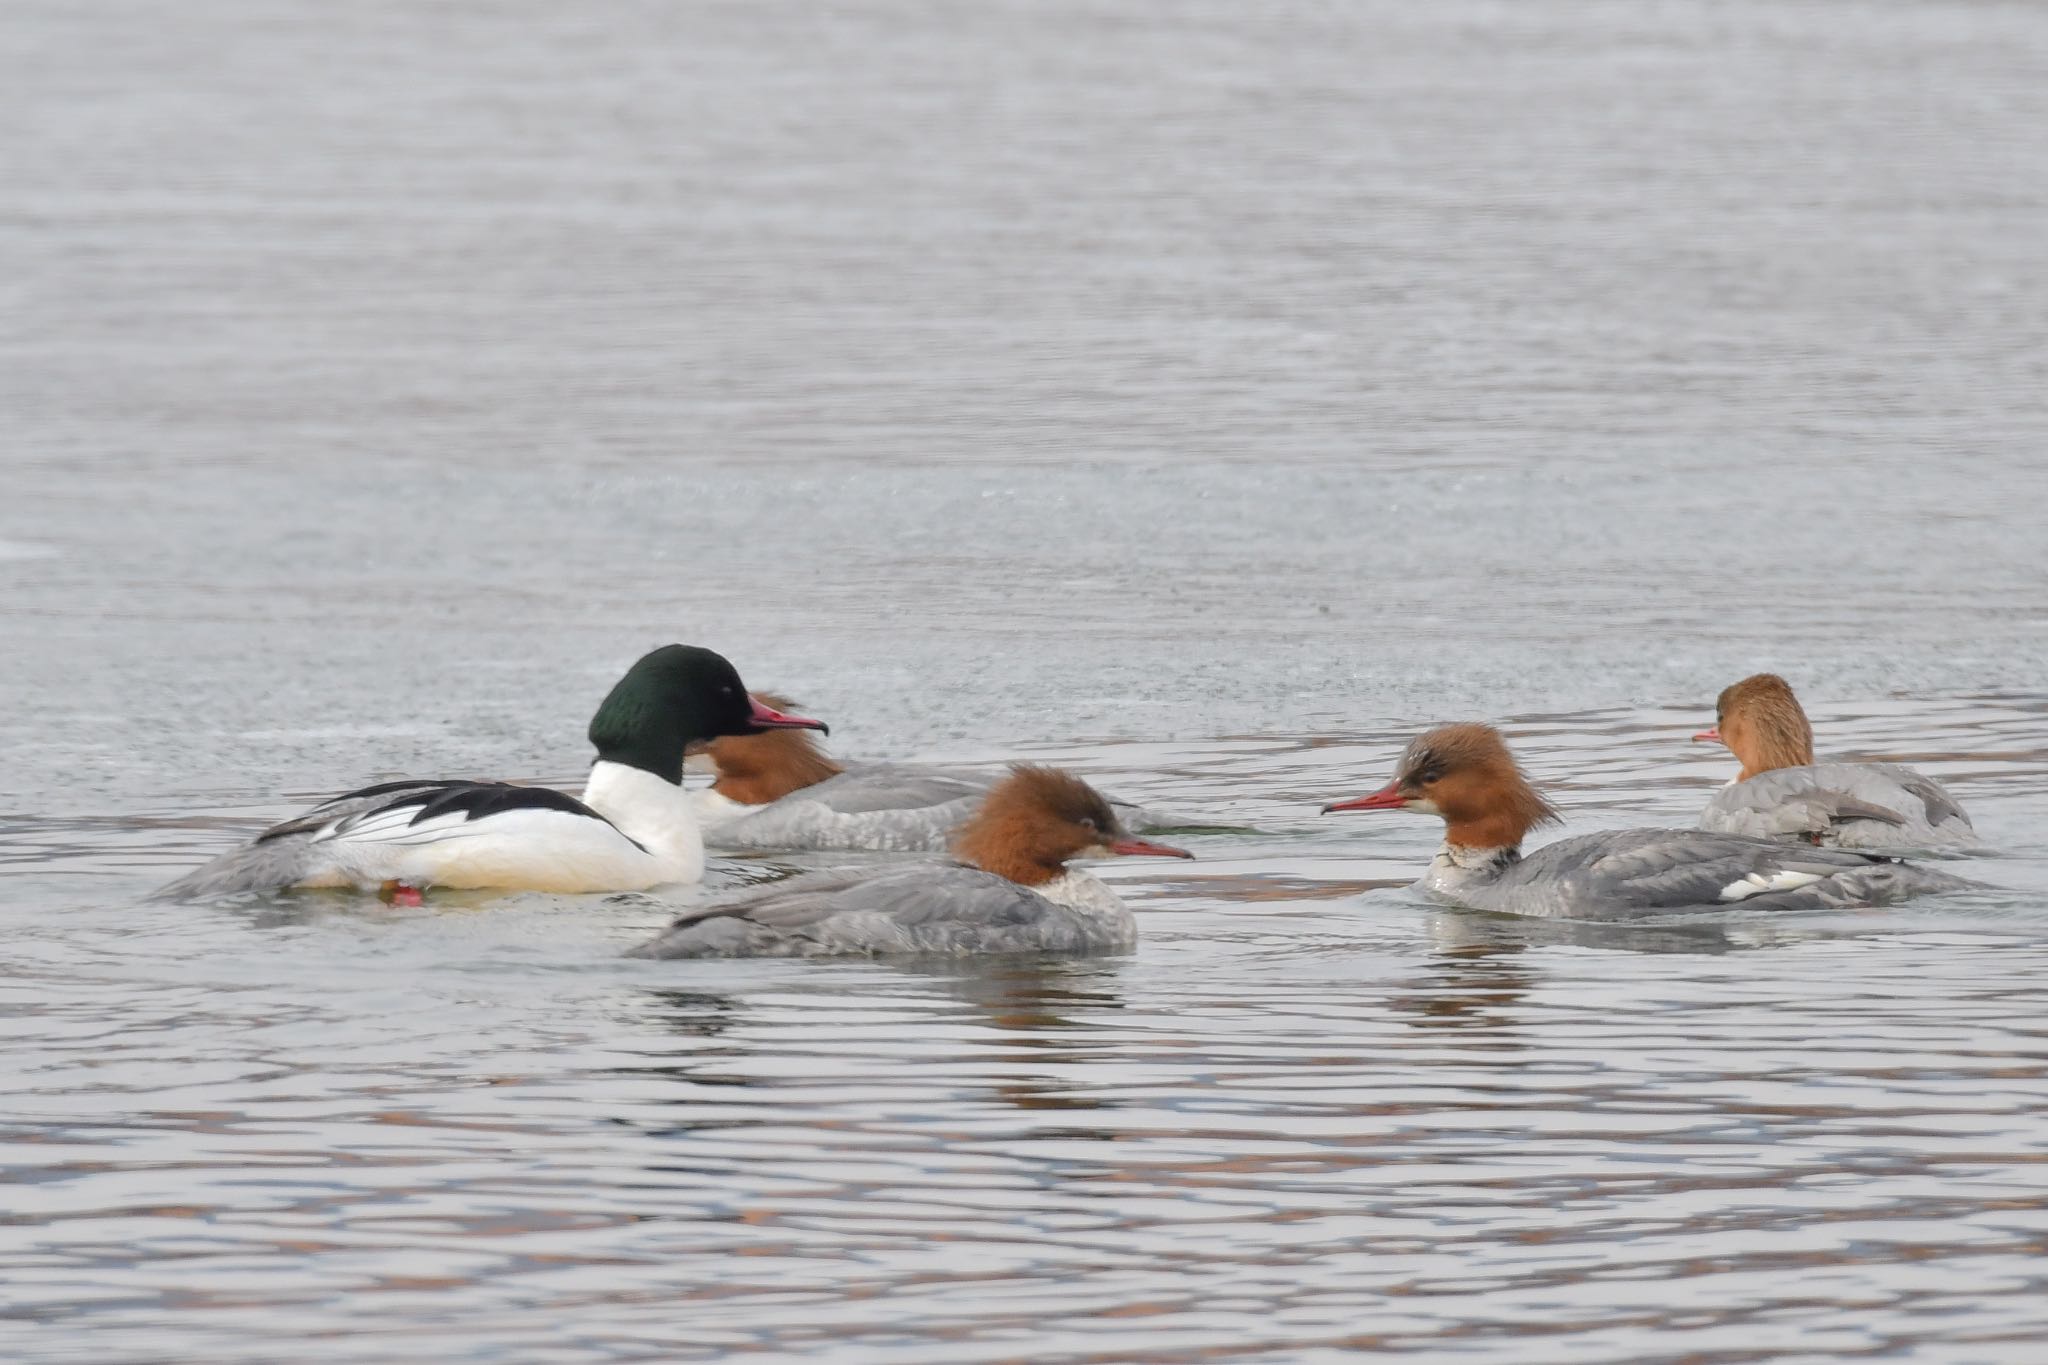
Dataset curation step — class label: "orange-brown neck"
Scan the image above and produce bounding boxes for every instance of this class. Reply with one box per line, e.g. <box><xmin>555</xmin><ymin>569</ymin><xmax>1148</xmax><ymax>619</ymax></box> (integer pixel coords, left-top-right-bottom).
<box><xmin>705</xmin><ymin>729</ymin><xmax>843</xmax><ymax>805</ymax></box>
<box><xmin>1444</xmin><ymin>811</ymin><xmax>1534</xmax><ymax>851</ymax></box>
<box><xmin>1432</xmin><ymin>766</ymin><xmax>1559</xmax><ymax>851</ymax></box>
<box><xmin>952</xmin><ymin>807</ymin><xmax>1068</xmax><ymax>886</ymax></box>
<box><xmin>1725</xmin><ymin>704</ymin><xmax>1814</xmax><ymax>781</ymax></box>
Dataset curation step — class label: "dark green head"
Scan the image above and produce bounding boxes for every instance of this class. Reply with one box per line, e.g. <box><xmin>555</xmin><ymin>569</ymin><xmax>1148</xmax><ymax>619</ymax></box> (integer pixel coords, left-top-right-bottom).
<box><xmin>587</xmin><ymin>645</ymin><xmax>828</xmax><ymax>784</ymax></box>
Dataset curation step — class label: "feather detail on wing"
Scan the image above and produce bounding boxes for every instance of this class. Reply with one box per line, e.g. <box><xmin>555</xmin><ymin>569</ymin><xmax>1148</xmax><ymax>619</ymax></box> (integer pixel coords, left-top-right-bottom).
<box><xmin>702</xmin><ymin>763</ymin><xmax>1173</xmax><ymax>853</ymax></box>
<box><xmin>1485</xmin><ymin>827</ymin><xmax>1982</xmax><ymax>919</ymax></box>
<box><xmin>155</xmin><ymin>779</ymin><xmax>648</xmax><ymax>898</ymax></box>
<box><xmin>1577</xmin><ymin>830</ymin><xmax>1894</xmax><ymax>904</ymax></box>
<box><xmin>630</xmin><ymin>865</ymin><xmax>1129</xmax><ymax>959</ymax></box>
<box><xmin>784</xmin><ymin>765</ymin><xmax>993</xmax><ymax>814</ymax></box>
<box><xmin>1700</xmin><ymin>762</ymin><xmax>1979</xmax><ymax>852</ymax></box>
<box><xmin>301</xmin><ymin>781</ymin><xmax>639</xmax><ymax>851</ymax></box>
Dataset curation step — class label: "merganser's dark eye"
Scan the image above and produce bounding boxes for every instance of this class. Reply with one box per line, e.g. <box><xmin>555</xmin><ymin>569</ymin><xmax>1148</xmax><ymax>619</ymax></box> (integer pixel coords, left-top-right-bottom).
<box><xmin>1078</xmin><ymin>816</ymin><xmax>1099</xmax><ymax>833</ymax></box>
<box><xmin>1417</xmin><ymin>767</ymin><xmax>1442</xmax><ymax>785</ymax></box>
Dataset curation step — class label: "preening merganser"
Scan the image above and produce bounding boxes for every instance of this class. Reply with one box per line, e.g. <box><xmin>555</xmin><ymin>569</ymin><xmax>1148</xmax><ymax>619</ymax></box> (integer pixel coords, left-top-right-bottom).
<box><xmin>688</xmin><ymin>694</ymin><xmax>1156</xmax><ymax>852</ymax></box>
<box><xmin>155</xmin><ymin>646</ymin><xmax>826</xmax><ymax>900</ymax></box>
<box><xmin>631</xmin><ymin>765</ymin><xmax>1193</xmax><ymax>958</ymax></box>
<box><xmin>1692</xmin><ymin>673</ymin><xmax>1979</xmax><ymax>851</ymax></box>
<box><xmin>1322</xmin><ymin>723</ymin><xmax>1978</xmax><ymax>920</ymax></box>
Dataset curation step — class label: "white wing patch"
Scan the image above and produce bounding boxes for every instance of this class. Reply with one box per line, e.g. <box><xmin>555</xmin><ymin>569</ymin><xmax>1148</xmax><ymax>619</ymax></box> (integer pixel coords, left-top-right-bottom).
<box><xmin>1718</xmin><ymin>868</ymin><xmax>1826</xmax><ymax>902</ymax></box>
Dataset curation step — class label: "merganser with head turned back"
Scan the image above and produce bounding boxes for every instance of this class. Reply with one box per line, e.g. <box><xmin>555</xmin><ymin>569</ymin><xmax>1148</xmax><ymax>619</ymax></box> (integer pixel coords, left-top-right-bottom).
<box><xmin>1692</xmin><ymin>674</ymin><xmax>1979</xmax><ymax>852</ymax></box>
<box><xmin>688</xmin><ymin>694</ymin><xmax>1159</xmax><ymax>853</ymax></box>
<box><xmin>630</xmin><ymin>765</ymin><xmax>1192</xmax><ymax>959</ymax></box>
<box><xmin>1322</xmin><ymin>723</ymin><xmax>1979</xmax><ymax>920</ymax></box>
<box><xmin>155</xmin><ymin>646</ymin><xmax>826</xmax><ymax>901</ymax></box>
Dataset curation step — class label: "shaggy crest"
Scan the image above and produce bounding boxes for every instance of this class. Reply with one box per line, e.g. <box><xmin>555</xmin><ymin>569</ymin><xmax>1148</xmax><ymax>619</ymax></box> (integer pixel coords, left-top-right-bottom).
<box><xmin>700</xmin><ymin>690</ymin><xmax>844</xmax><ymax>803</ymax></box>
<box><xmin>1398</xmin><ymin>723</ymin><xmax>1562</xmax><ymax>850</ymax></box>
<box><xmin>952</xmin><ymin>764</ymin><xmax>1122</xmax><ymax>886</ymax></box>
<box><xmin>1715</xmin><ymin>673</ymin><xmax>1814</xmax><ymax>778</ymax></box>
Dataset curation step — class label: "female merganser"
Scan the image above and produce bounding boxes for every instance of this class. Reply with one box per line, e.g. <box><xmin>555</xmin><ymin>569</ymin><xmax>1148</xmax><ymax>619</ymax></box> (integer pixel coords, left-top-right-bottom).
<box><xmin>1322</xmin><ymin>723</ymin><xmax>1977</xmax><ymax>920</ymax></box>
<box><xmin>1692</xmin><ymin>673</ymin><xmax>1979</xmax><ymax>851</ymax></box>
<box><xmin>688</xmin><ymin>694</ymin><xmax>1156</xmax><ymax>852</ymax></box>
<box><xmin>155</xmin><ymin>646</ymin><xmax>826</xmax><ymax>900</ymax></box>
<box><xmin>630</xmin><ymin>765</ymin><xmax>1193</xmax><ymax>958</ymax></box>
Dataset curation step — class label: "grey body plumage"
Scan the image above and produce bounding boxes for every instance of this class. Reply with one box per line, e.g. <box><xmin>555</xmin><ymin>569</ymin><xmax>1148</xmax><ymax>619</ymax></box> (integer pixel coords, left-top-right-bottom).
<box><xmin>1700</xmin><ymin>762</ymin><xmax>1979</xmax><ymax>852</ymax></box>
<box><xmin>703</xmin><ymin>762</ymin><xmax>1159</xmax><ymax>854</ymax></box>
<box><xmin>1423</xmin><ymin>827</ymin><xmax>1980</xmax><ymax>920</ymax></box>
<box><xmin>630</xmin><ymin>864</ymin><xmax>1137</xmax><ymax>958</ymax></box>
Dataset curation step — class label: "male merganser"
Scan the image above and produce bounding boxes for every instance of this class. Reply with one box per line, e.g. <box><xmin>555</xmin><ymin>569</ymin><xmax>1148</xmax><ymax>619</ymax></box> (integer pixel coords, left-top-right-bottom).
<box><xmin>155</xmin><ymin>646</ymin><xmax>826</xmax><ymax>900</ymax></box>
<box><xmin>1322</xmin><ymin>723</ymin><xmax>1978</xmax><ymax>920</ymax></box>
<box><xmin>688</xmin><ymin>694</ymin><xmax>1157</xmax><ymax>852</ymax></box>
<box><xmin>630</xmin><ymin>765</ymin><xmax>1192</xmax><ymax>958</ymax></box>
<box><xmin>1692</xmin><ymin>673</ymin><xmax>1979</xmax><ymax>851</ymax></box>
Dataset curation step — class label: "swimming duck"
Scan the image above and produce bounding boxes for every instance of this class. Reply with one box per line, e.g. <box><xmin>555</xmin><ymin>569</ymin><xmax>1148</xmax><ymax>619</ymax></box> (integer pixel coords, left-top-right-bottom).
<box><xmin>1693</xmin><ymin>673</ymin><xmax>1978</xmax><ymax>851</ymax></box>
<box><xmin>632</xmin><ymin>765</ymin><xmax>1192</xmax><ymax>958</ymax></box>
<box><xmin>155</xmin><ymin>645</ymin><xmax>826</xmax><ymax>900</ymax></box>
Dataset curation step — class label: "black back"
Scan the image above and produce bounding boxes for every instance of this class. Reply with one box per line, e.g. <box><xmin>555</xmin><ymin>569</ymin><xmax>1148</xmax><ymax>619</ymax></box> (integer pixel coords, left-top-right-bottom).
<box><xmin>257</xmin><ymin>779</ymin><xmax>642</xmax><ymax>851</ymax></box>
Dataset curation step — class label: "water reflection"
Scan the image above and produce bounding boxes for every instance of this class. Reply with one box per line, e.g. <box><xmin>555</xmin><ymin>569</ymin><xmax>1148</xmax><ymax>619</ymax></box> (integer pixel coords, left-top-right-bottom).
<box><xmin>1389</xmin><ymin>936</ymin><xmax>1534</xmax><ymax>1036</ymax></box>
<box><xmin>637</xmin><ymin>988</ymin><xmax>749</xmax><ymax>1042</ymax></box>
<box><xmin>906</xmin><ymin>957</ymin><xmax>1128</xmax><ymax>1114</ymax></box>
<box><xmin>1428</xmin><ymin>906</ymin><xmax>1767</xmax><ymax>956</ymax></box>
<box><xmin>626</xmin><ymin>958</ymin><xmax>1130</xmax><ymax>1118</ymax></box>
<box><xmin>911</xmin><ymin>957</ymin><xmax>1126</xmax><ymax>1035</ymax></box>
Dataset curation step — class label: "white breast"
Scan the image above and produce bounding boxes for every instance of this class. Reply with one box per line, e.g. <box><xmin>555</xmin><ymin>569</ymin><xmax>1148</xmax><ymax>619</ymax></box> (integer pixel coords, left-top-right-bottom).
<box><xmin>1032</xmin><ymin>869</ymin><xmax>1128</xmax><ymax>919</ymax></box>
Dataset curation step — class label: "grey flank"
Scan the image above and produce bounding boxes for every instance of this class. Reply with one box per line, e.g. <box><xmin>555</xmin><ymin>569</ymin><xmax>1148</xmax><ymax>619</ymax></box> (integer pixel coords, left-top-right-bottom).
<box><xmin>1700</xmin><ymin>763</ymin><xmax>1980</xmax><ymax>853</ymax></box>
<box><xmin>629</xmin><ymin>865</ymin><xmax>1137</xmax><ymax>959</ymax></box>
<box><xmin>708</xmin><ymin>762</ymin><xmax>1162</xmax><ymax>853</ymax></box>
<box><xmin>1433</xmin><ymin>828</ymin><xmax>1982</xmax><ymax>921</ymax></box>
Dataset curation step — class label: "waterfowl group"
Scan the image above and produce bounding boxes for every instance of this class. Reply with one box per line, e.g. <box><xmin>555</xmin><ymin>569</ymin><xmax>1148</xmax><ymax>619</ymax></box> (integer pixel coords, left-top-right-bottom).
<box><xmin>158</xmin><ymin>651</ymin><xmax>1992</xmax><ymax>953</ymax></box>
<box><xmin>637</xmin><ymin>765</ymin><xmax>1190</xmax><ymax>959</ymax></box>
<box><xmin>1323</xmin><ymin>722</ymin><xmax>1975</xmax><ymax>921</ymax></box>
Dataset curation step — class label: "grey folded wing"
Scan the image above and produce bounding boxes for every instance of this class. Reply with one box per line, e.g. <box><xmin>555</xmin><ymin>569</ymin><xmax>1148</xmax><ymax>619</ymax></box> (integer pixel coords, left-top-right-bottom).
<box><xmin>706</xmin><ymin>765</ymin><xmax>989</xmax><ymax>852</ymax></box>
<box><xmin>1701</xmin><ymin>763</ymin><xmax>1978</xmax><ymax>849</ymax></box>
<box><xmin>1702</xmin><ymin>782</ymin><xmax>1903</xmax><ymax>840</ymax></box>
<box><xmin>714</xmin><ymin>763</ymin><xmax>1179</xmax><ymax>852</ymax></box>
<box><xmin>1508</xmin><ymin>828</ymin><xmax>1976</xmax><ymax>918</ymax></box>
<box><xmin>629</xmin><ymin>866</ymin><xmax>1111</xmax><ymax>958</ymax></box>
<box><xmin>798</xmin><ymin>764</ymin><xmax>994</xmax><ymax>814</ymax></box>
<box><xmin>1878</xmin><ymin>764</ymin><xmax>1972</xmax><ymax>830</ymax></box>
<box><xmin>814</xmin><ymin>764</ymin><xmax>1176</xmax><ymax>835</ymax></box>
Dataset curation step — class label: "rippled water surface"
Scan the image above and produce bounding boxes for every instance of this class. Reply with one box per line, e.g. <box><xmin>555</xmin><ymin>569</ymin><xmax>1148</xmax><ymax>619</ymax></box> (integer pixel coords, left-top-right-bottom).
<box><xmin>7</xmin><ymin>0</ymin><xmax>2048</xmax><ymax>1360</ymax></box>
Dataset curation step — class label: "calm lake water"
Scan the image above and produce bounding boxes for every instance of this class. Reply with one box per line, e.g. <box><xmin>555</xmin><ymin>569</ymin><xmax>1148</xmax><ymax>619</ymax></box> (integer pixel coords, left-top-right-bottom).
<box><xmin>6</xmin><ymin>1</ymin><xmax>2048</xmax><ymax>1360</ymax></box>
